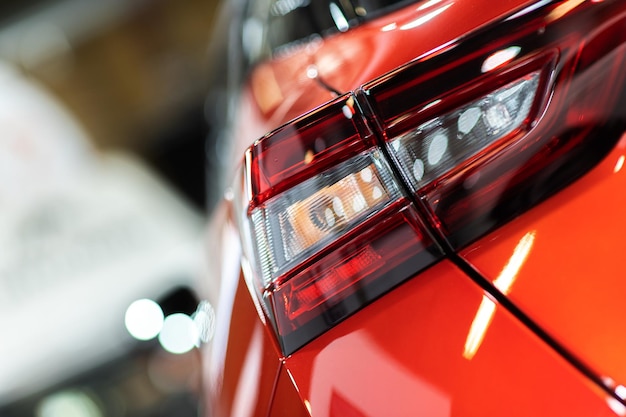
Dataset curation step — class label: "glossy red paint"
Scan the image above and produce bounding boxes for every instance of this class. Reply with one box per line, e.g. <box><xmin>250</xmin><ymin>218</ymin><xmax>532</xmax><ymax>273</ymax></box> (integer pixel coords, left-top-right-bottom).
<box><xmin>268</xmin><ymin>366</ymin><xmax>310</xmax><ymax>417</ymax></box>
<box><xmin>201</xmin><ymin>268</ymin><xmax>282</xmax><ymax>417</ymax></box>
<box><xmin>200</xmin><ymin>202</ymin><xmax>283</xmax><ymax>417</ymax></box>
<box><xmin>460</xmin><ymin>132</ymin><xmax>626</xmax><ymax>391</ymax></box>
<box><xmin>283</xmin><ymin>260</ymin><xmax>621</xmax><ymax>417</ymax></box>
<box><xmin>312</xmin><ymin>0</ymin><xmax>537</xmax><ymax>91</ymax></box>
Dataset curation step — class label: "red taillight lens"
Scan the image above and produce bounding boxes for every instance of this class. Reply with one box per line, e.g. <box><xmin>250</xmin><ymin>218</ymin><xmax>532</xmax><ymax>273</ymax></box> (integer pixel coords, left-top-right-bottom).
<box><xmin>238</xmin><ymin>0</ymin><xmax>626</xmax><ymax>355</ymax></box>
<box><xmin>362</xmin><ymin>0</ymin><xmax>626</xmax><ymax>248</ymax></box>
<box><xmin>241</xmin><ymin>95</ymin><xmax>441</xmax><ymax>354</ymax></box>
<box><xmin>246</xmin><ymin>95</ymin><xmax>370</xmax><ymax>207</ymax></box>
<box><xmin>270</xmin><ymin>201</ymin><xmax>438</xmax><ymax>352</ymax></box>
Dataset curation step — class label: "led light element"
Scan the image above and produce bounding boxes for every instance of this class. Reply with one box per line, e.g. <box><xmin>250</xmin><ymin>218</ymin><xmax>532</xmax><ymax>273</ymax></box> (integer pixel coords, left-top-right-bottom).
<box><xmin>484</xmin><ymin>103</ymin><xmax>513</xmax><ymax>131</ymax></box>
<box><xmin>427</xmin><ymin>132</ymin><xmax>448</xmax><ymax>165</ymax></box>
<box><xmin>458</xmin><ymin>107</ymin><xmax>481</xmax><ymax>135</ymax></box>
<box><xmin>413</xmin><ymin>159</ymin><xmax>425</xmax><ymax>181</ymax></box>
<box><xmin>389</xmin><ymin>71</ymin><xmax>540</xmax><ymax>189</ymax></box>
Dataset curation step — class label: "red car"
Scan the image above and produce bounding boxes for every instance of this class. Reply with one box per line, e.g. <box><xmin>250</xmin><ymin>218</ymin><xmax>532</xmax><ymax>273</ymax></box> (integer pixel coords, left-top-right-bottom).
<box><xmin>201</xmin><ymin>0</ymin><xmax>626</xmax><ymax>415</ymax></box>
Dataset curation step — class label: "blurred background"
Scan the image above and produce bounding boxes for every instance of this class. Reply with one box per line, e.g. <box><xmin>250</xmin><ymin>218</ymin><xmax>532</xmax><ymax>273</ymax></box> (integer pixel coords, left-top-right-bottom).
<box><xmin>0</xmin><ymin>0</ymin><xmax>222</xmax><ymax>416</ymax></box>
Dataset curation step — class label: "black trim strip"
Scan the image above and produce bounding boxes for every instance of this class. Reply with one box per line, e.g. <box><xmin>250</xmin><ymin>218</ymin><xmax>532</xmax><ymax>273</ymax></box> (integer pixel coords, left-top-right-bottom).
<box><xmin>450</xmin><ymin>252</ymin><xmax>625</xmax><ymax>405</ymax></box>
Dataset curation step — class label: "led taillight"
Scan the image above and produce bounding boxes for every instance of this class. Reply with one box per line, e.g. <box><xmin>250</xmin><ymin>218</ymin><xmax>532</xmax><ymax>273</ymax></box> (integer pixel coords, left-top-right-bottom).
<box><xmin>362</xmin><ymin>0</ymin><xmax>626</xmax><ymax>249</ymax></box>
<box><xmin>241</xmin><ymin>95</ymin><xmax>441</xmax><ymax>354</ymax></box>
<box><xmin>238</xmin><ymin>0</ymin><xmax>626</xmax><ymax>355</ymax></box>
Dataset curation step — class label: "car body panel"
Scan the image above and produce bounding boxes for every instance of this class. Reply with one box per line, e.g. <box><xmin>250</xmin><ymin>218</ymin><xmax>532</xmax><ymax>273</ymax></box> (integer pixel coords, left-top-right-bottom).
<box><xmin>201</xmin><ymin>264</ymin><xmax>282</xmax><ymax>417</ymax></box>
<box><xmin>200</xmin><ymin>199</ymin><xmax>283</xmax><ymax>417</ymax></box>
<box><xmin>310</xmin><ymin>0</ymin><xmax>536</xmax><ymax>93</ymax></box>
<box><xmin>268</xmin><ymin>366</ymin><xmax>311</xmax><ymax>417</ymax></box>
<box><xmin>282</xmin><ymin>260</ymin><xmax>622</xmax><ymax>417</ymax></box>
<box><xmin>460</xmin><ymin>131</ymin><xmax>626</xmax><ymax>390</ymax></box>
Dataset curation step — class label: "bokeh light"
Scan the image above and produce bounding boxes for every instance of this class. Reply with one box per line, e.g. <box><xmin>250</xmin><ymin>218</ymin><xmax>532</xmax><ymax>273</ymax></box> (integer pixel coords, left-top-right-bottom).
<box><xmin>158</xmin><ymin>313</ymin><xmax>198</xmax><ymax>354</ymax></box>
<box><xmin>37</xmin><ymin>390</ymin><xmax>102</xmax><ymax>417</ymax></box>
<box><xmin>124</xmin><ymin>299</ymin><xmax>164</xmax><ymax>341</ymax></box>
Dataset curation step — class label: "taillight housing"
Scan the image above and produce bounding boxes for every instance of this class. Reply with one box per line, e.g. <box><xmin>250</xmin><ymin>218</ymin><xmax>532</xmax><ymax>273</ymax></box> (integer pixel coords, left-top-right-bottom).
<box><xmin>240</xmin><ymin>96</ymin><xmax>441</xmax><ymax>354</ymax></box>
<box><xmin>237</xmin><ymin>0</ymin><xmax>626</xmax><ymax>355</ymax></box>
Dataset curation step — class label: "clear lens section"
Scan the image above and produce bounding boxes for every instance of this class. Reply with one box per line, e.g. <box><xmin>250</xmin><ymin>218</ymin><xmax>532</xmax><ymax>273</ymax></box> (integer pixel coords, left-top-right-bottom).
<box><xmin>390</xmin><ymin>72</ymin><xmax>540</xmax><ymax>189</ymax></box>
<box><xmin>250</xmin><ymin>150</ymin><xmax>400</xmax><ymax>286</ymax></box>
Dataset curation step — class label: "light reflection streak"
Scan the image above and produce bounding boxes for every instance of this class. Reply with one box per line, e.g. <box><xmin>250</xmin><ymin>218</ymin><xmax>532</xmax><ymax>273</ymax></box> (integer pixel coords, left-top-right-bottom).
<box><xmin>614</xmin><ymin>155</ymin><xmax>625</xmax><ymax>173</ymax></box>
<box><xmin>244</xmin><ymin>150</ymin><xmax>253</xmax><ymax>203</ymax></box>
<box><xmin>463</xmin><ymin>296</ymin><xmax>497</xmax><ymax>360</ymax></box>
<box><xmin>546</xmin><ymin>0</ymin><xmax>586</xmax><ymax>22</ymax></box>
<box><xmin>208</xmin><ymin>222</ymin><xmax>244</xmax><ymax>390</ymax></box>
<box><xmin>463</xmin><ymin>231</ymin><xmax>536</xmax><ymax>359</ymax></box>
<box><xmin>381</xmin><ymin>22</ymin><xmax>397</xmax><ymax>32</ymax></box>
<box><xmin>400</xmin><ymin>3</ymin><xmax>453</xmax><ymax>30</ymax></box>
<box><xmin>417</xmin><ymin>0</ymin><xmax>445</xmax><ymax>11</ymax></box>
<box><xmin>481</xmin><ymin>46</ymin><xmax>521</xmax><ymax>73</ymax></box>
<box><xmin>303</xmin><ymin>399</ymin><xmax>312</xmax><ymax>414</ymax></box>
<box><xmin>231</xmin><ymin>324</ymin><xmax>263</xmax><ymax>417</ymax></box>
<box><xmin>420</xmin><ymin>99</ymin><xmax>442</xmax><ymax>112</ymax></box>
<box><xmin>607</xmin><ymin>397</ymin><xmax>626</xmax><ymax>416</ymax></box>
<box><xmin>493</xmin><ymin>231</ymin><xmax>536</xmax><ymax>293</ymax></box>
<box><xmin>414</xmin><ymin>38</ymin><xmax>458</xmax><ymax>62</ymax></box>
<box><xmin>329</xmin><ymin>2</ymin><xmax>349</xmax><ymax>32</ymax></box>
<box><xmin>505</xmin><ymin>0</ymin><xmax>552</xmax><ymax>21</ymax></box>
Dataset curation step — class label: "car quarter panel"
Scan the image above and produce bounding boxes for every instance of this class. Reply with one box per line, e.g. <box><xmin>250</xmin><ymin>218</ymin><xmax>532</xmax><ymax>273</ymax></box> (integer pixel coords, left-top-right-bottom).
<box><xmin>461</xmin><ymin>132</ymin><xmax>626</xmax><ymax>392</ymax></box>
<box><xmin>200</xmin><ymin>201</ymin><xmax>282</xmax><ymax>417</ymax></box>
<box><xmin>282</xmin><ymin>260</ymin><xmax>622</xmax><ymax>417</ymax></box>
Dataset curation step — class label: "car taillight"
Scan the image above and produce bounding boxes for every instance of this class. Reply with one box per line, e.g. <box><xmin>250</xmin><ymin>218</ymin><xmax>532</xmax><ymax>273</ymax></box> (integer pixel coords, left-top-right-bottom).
<box><xmin>237</xmin><ymin>0</ymin><xmax>626</xmax><ymax>355</ymax></box>
<box><xmin>361</xmin><ymin>0</ymin><xmax>626</xmax><ymax>249</ymax></box>
<box><xmin>240</xmin><ymin>95</ymin><xmax>442</xmax><ymax>354</ymax></box>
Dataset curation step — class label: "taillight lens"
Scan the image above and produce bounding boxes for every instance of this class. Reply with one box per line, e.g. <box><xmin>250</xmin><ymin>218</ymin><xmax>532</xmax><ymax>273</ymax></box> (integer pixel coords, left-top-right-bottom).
<box><xmin>362</xmin><ymin>0</ymin><xmax>626</xmax><ymax>248</ymax></box>
<box><xmin>241</xmin><ymin>95</ymin><xmax>441</xmax><ymax>354</ymax></box>
<box><xmin>389</xmin><ymin>72</ymin><xmax>540</xmax><ymax>190</ymax></box>
<box><xmin>250</xmin><ymin>150</ymin><xmax>401</xmax><ymax>286</ymax></box>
